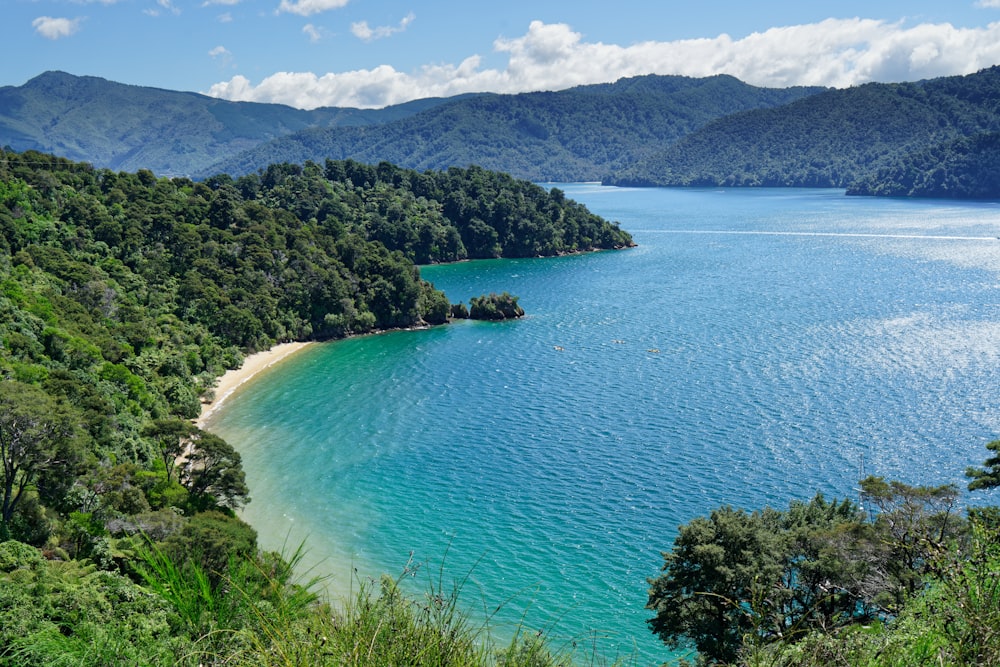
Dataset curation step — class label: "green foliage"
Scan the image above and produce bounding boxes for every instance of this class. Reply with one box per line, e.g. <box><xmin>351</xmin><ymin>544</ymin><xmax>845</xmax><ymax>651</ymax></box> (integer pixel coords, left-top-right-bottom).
<box><xmin>160</xmin><ymin>511</ymin><xmax>257</xmax><ymax>584</ymax></box>
<box><xmin>751</xmin><ymin>509</ymin><xmax>1000</xmax><ymax>667</ymax></box>
<box><xmin>0</xmin><ymin>545</ymin><xmax>184</xmax><ymax>665</ymax></box>
<box><xmin>0</xmin><ymin>381</ymin><xmax>85</xmax><ymax>531</ymax></box>
<box><xmin>177</xmin><ymin>432</ymin><xmax>250</xmax><ymax>512</ymax></box>
<box><xmin>1</xmin><ymin>148</ymin><xmax>624</xmax><ymax>507</ymax></box>
<box><xmin>858</xmin><ymin>476</ymin><xmax>962</xmax><ymax>609</ymax></box>
<box><xmin>309</xmin><ymin>560</ymin><xmax>587</xmax><ymax>667</ymax></box>
<box><xmin>647</xmin><ymin>483</ymin><xmax>970</xmax><ymax>665</ymax></box>
<box><xmin>647</xmin><ymin>495</ymin><xmax>869</xmax><ymax>664</ymax></box>
<box><xmin>0</xmin><ymin>539</ymin><xmax>43</xmax><ymax>571</ymax></box>
<box><xmin>965</xmin><ymin>439</ymin><xmax>1000</xmax><ymax>492</ymax></box>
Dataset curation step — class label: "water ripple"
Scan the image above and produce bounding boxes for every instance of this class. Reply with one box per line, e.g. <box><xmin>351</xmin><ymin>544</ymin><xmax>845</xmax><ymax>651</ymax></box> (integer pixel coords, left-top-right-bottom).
<box><xmin>210</xmin><ymin>187</ymin><xmax>1000</xmax><ymax>665</ymax></box>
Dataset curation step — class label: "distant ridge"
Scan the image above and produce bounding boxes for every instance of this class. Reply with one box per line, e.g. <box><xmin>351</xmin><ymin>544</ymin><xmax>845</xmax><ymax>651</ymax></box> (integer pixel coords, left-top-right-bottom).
<box><xmin>607</xmin><ymin>66</ymin><xmax>1000</xmax><ymax>194</ymax></box>
<box><xmin>0</xmin><ymin>71</ymin><xmax>456</xmax><ymax>176</ymax></box>
<box><xmin>204</xmin><ymin>75</ymin><xmax>826</xmax><ymax>182</ymax></box>
<box><xmin>0</xmin><ymin>71</ymin><xmax>824</xmax><ymax>181</ymax></box>
<box><xmin>6</xmin><ymin>69</ymin><xmax>995</xmax><ymax>199</ymax></box>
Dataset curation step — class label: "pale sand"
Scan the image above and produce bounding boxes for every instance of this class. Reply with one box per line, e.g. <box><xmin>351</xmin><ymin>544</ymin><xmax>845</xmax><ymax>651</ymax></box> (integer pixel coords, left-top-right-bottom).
<box><xmin>196</xmin><ymin>342</ymin><xmax>312</xmax><ymax>428</ymax></box>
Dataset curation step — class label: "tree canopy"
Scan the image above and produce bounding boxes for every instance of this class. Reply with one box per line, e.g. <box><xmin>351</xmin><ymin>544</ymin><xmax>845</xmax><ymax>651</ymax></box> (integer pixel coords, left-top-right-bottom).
<box><xmin>648</xmin><ymin>479</ymin><xmax>968</xmax><ymax>665</ymax></box>
<box><xmin>848</xmin><ymin>132</ymin><xmax>1000</xmax><ymax>199</ymax></box>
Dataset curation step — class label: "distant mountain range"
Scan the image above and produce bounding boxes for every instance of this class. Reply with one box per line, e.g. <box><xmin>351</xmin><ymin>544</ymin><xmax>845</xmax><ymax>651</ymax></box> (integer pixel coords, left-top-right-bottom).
<box><xmin>2</xmin><ymin>68</ymin><xmax>999</xmax><ymax>198</ymax></box>
<box><xmin>0</xmin><ymin>71</ymin><xmax>458</xmax><ymax>177</ymax></box>
<box><xmin>203</xmin><ymin>75</ymin><xmax>824</xmax><ymax>182</ymax></box>
<box><xmin>0</xmin><ymin>71</ymin><xmax>822</xmax><ymax>181</ymax></box>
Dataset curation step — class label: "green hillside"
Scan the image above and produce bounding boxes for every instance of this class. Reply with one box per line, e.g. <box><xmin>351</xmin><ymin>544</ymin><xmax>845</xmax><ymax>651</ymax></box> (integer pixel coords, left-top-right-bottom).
<box><xmin>204</xmin><ymin>75</ymin><xmax>825</xmax><ymax>182</ymax></box>
<box><xmin>0</xmin><ymin>72</ymin><xmax>454</xmax><ymax>177</ymax></box>
<box><xmin>609</xmin><ymin>66</ymin><xmax>1000</xmax><ymax>190</ymax></box>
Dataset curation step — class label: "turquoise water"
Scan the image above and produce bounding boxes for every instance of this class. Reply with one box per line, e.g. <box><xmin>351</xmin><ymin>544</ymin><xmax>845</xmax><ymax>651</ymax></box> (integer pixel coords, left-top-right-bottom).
<box><xmin>207</xmin><ymin>185</ymin><xmax>1000</xmax><ymax>665</ymax></box>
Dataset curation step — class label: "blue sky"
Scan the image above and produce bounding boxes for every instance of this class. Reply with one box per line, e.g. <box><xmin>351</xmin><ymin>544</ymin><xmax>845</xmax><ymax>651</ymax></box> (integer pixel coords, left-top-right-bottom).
<box><xmin>6</xmin><ymin>0</ymin><xmax>1000</xmax><ymax>108</ymax></box>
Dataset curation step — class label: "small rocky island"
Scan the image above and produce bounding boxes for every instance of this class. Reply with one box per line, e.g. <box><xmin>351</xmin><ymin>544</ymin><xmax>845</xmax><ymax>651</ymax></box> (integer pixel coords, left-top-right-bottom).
<box><xmin>452</xmin><ymin>292</ymin><xmax>525</xmax><ymax>321</ymax></box>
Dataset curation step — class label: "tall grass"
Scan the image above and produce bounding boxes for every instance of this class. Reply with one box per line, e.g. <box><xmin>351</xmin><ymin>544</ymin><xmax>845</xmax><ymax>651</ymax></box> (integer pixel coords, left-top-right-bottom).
<box><xmin>132</xmin><ymin>539</ymin><xmax>631</xmax><ymax>666</ymax></box>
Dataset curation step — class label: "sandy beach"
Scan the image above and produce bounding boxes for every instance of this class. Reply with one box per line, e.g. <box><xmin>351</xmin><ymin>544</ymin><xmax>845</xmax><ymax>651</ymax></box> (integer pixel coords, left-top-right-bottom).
<box><xmin>196</xmin><ymin>341</ymin><xmax>312</xmax><ymax>428</ymax></box>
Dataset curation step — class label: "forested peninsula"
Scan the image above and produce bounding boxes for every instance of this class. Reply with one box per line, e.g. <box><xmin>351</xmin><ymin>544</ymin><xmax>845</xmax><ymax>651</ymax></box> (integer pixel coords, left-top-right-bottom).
<box><xmin>0</xmin><ymin>149</ymin><xmax>631</xmax><ymax>665</ymax></box>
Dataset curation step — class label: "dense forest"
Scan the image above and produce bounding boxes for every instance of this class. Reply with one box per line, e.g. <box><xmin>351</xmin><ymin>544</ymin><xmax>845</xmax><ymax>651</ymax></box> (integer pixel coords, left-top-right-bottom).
<box><xmin>205</xmin><ymin>75</ymin><xmax>823</xmax><ymax>182</ymax></box>
<box><xmin>847</xmin><ymin>132</ymin><xmax>1000</xmax><ymax>199</ymax></box>
<box><xmin>0</xmin><ymin>149</ymin><xmax>630</xmax><ymax>665</ymax></box>
<box><xmin>609</xmin><ymin>66</ymin><xmax>1000</xmax><ymax>192</ymax></box>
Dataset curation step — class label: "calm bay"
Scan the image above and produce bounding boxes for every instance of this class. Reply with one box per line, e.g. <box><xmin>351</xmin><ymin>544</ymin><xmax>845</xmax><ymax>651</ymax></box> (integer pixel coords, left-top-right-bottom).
<box><xmin>205</xmin><ymin>185</ymin><xmax>1000</xmax><ymax>664</ymax></box>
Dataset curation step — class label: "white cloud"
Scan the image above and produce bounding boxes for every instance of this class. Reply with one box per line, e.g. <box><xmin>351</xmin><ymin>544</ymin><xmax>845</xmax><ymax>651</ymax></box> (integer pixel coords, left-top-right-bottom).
<box><xmin>145</xmin><ymin>0</ymin><xmax>180</xmax><ymax>16</ymax></box>
<box><xmin>976</xmin><ymin>1</ymin><xmax>1000</xmax><ymax>7</ymax></box>
<box><xmin>217</xmin><ymin>12</ymin><xmax>233</xmax><ymax>22</ymax></box>
<box><xmin>32</xmin><ymin>16</ymin><xmax>82</xmax><ymax>39</ymax></box>
<box><xmin>351</xmin><ymin>12</ymin><xmax>415</xmax><ymax>42</ymax></box>
<box><xmin>207</xmin><ymin>18</ymin><xmax>1000</xmax><ymax>109</ymax></box>
<box><xmin>209</xmin><ymin>45</ymin><xmax>235</xmax><ymax>70</ymax></box>
<box><xmin>276</xmin><ymin>0</ymin><xmax>348</xmax><ymax>17</ymax></box>
<box><xmin>202</xmin><ymin>0</ymin><xmax>242</xmax><ymax>5</ymax></box>
<box><xmin>303</xmin><ymin>23</ymin><xmax>322</xmax><ymax>42</ymax></box>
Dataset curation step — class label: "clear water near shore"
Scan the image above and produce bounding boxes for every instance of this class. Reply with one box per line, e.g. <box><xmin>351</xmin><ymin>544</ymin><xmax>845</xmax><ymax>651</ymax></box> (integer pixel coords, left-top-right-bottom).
<box><xmin>206</xmin><ymin>185</ymin><xmax>1000</xmax><ymax>664</ymax></box>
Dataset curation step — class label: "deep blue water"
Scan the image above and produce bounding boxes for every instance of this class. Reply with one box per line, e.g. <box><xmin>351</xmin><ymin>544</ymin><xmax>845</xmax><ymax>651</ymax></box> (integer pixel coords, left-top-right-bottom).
<box><xmin>206</xmin><ymin>185</ymin><xmax>1000</xmax><ymax>664</ymax></box>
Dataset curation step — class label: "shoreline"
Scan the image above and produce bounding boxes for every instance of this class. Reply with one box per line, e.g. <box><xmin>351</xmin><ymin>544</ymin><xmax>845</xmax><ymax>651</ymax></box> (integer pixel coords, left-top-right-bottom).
<box><xmin>196</xmin><ymin>341</ymin><xmax>313</xmax><ymax>429</ymax></box>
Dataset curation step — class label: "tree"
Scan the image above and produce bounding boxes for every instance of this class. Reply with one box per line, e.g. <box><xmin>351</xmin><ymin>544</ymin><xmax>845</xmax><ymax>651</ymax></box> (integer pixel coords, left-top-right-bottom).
<box><xmin>647</xmin><ymin>505</ymin><xmax>784</xmax><ymax>664</ymax></box>
<box><xmin>966</xmin><ymin>439</ymin><xmax>1000</xmax><ymax>491</ymax></box>
<box><xmin>180</xmin><ymin>432</ymin><xmax>250</xmax><ymax>511</ymax></box>
<box><xmin>859</xmin><ymin>476</ymin><xmax>962</xmax><ymax>609</ymax></box>
<box><xmin>647</xmin><ymin>495</ymin><xmax>873</xmax><ymax>664</ymax></box>
<box><xmin>142</xmin><ymin>418</ymin><xmax>197</xmax><ymax>484</ymax></box>
<box><xmin>0</xmin><ymin>382</ymin><xmax>83</xmax><ymax>532</ymax></box>
<box><xmin>648</xmin><ymin>481</ymin><xmax>971</xmax><ymax>664</ymax></box>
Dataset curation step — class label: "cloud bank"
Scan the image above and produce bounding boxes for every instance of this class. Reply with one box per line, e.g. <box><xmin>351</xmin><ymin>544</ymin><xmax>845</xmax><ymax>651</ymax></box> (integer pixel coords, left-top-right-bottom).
<box><xmin>207</xmin><ymin>18</ymin><xmax>1000</xmax><ymax>109</ymax></box>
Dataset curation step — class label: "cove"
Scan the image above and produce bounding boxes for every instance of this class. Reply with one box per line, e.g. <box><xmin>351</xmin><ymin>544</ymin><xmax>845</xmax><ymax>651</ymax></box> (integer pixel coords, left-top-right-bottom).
<box><xmin>205</xmin><ymin>185</ymin><xmax>1000</xmax><ymax>664</ymax></box>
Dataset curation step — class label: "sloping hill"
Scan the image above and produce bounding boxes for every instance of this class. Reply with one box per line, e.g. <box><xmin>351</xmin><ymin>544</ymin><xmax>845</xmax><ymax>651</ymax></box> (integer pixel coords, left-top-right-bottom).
<box><xmin>608</xmin><ymin>67</ymin><xmax>1000</xmax><ymax>189</ymax></box>
<box><xmin>205</xmin><ymin>75</ymin><xmax>825</xmax><ymax>181</ymax></box>
<box><xmin>0</xmin><ymin>72</ymin><xmax>453</xmax><ymax>176</ymax></box>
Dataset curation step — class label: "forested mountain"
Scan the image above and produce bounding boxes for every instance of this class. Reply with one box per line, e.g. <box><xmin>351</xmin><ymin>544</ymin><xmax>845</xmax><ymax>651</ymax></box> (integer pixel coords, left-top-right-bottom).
<box><xmin>5</xmin><ymin>69</ymin><xmax>999</xmax><ymax>199</ymax></box>
<box><xmin>608</xmin><ymin>66</ymin><xmax>1000</xmax><ymax>190</ymax></box>
<box><xmin>206</xmin><ymin>75</ymin><xmax>825</xmax><ymax>182</ymax></box>
<box><xmin>847</xmin><ymin>132</ymin><xmax>1000</xmax><ymax>199</ymax></box>
<box><xmin>0</xmin><ymin>149</ymin><xmax>629</xmax><ymax>663</ymax></box>
<box><xmin>0</xmin><ymin>71</ymin><xmax>455</xmax><ymax>176</ymax></box>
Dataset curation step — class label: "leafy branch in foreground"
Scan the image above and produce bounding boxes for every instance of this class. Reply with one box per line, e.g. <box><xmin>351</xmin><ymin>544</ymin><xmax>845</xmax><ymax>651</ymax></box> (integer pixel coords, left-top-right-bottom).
<box><xmin>966</xmin><ymin>439</ymin><xmax>1000</xmax><ymax>492</ymax></box>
